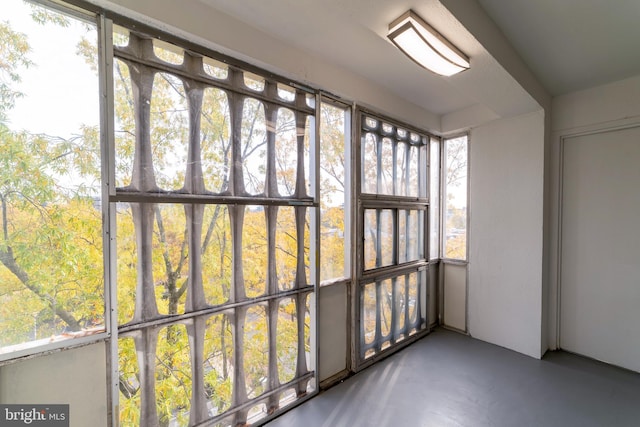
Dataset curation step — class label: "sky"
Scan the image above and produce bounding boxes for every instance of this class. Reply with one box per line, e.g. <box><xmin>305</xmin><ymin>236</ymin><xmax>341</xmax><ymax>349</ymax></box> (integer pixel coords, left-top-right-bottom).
<box><xmin>5</xmin><ymin>0</ymin><xmax>99</xmax><ymax>138</ymax></box>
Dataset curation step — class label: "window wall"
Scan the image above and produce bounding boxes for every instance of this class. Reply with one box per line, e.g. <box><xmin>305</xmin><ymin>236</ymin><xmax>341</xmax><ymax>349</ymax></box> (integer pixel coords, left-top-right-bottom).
<box><xmin>1</xmin><ymin>1</ymin><xmax>319</xmax><ymax>425</ymax></box>
<box><xmin>319</xmin><ymin>100</ymin><xmax>350</xmax><ymax>284</ymax></box>
<box><xmin>0</xmin><ymin>0</ymin><xmax>104</xmax><ymax>359</ymax></box>
<box><xmin>0</xmin><ymin>1</ymin><xmax>454</xmax><ymax>425</ymax></box>
<box><xmin>441</xmin><ymin>135</ymin><xmax>469</xmax><ymax>332</ymax></box>
<box><xmin>112</xmin><ymin>27</ymin><xmax>318</xmax><ymax>427</ymax></box>
<box><xmin>357</xmin><ymin>111</ymin><xmax>431</xmax><ymax>366</ymax></box>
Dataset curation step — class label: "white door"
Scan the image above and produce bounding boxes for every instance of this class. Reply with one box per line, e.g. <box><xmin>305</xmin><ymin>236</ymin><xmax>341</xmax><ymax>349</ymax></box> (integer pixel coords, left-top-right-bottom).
<box><xmin>560</xmin><ymin>126</ymin><xmax>640</xmax><ymax>373</ymax></box>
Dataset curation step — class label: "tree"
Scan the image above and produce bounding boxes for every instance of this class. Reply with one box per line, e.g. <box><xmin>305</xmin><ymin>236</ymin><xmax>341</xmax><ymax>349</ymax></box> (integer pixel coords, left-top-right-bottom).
<box><xmin>0</xmin><ymin>6</ymin><xmax>102</xmax><ymax>347</ymax></box>
<box><xmin>444</xmin><ymin>137</ymin><xmax>468</xmax><ymax>260</ymax></box>
<box><xmin>1</xmin><ymin>4</ymin><xmax>314</xmax><ymax>426</ymax></box>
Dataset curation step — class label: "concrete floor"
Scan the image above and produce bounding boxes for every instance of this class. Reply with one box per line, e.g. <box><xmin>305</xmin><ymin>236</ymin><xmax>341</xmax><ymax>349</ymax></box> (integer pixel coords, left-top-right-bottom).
<box><xmin>265</xmin><ymin>328</ymin><xmax>640</xmax><ymax>427</ymax></box>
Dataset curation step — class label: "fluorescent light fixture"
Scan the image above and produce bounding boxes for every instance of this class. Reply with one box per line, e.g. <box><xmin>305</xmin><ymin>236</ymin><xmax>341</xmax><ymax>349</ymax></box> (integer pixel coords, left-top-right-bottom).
<box><xmin>388</xmin><ymin>10</ymin><xmax>470</xmax><ymax>76</ymax></box>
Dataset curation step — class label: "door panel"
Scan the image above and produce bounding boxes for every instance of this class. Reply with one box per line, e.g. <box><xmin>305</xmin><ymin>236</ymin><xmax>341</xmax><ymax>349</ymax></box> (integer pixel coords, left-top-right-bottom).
<box><xmin>560</xmin><ymin>126</ymin><xmax>640</xmax><ymax>372</ymax></box>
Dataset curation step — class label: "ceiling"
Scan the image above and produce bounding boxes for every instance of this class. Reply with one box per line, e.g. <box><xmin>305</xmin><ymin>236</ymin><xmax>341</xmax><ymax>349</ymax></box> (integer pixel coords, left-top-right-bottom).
<box><xmin>477</xmin><ymin>0</ymin><xmax>640</xmax><ymax>95</ymax></box>
<box><xmin>194</xmin><ymin>0</ymin><xmax>640</xmax><ymax>117</ymax></box>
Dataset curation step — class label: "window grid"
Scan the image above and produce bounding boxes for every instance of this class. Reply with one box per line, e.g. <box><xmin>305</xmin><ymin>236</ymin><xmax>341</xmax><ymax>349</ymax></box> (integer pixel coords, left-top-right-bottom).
<box><xmin>357</xmin><ymin>111</ymin><xmax>430</xmax><ymax>366</ymax></box>
<box><xmin>112</xmin><ymin>30</ymin><xmax>317</xmax><ymax>426</ymax></box>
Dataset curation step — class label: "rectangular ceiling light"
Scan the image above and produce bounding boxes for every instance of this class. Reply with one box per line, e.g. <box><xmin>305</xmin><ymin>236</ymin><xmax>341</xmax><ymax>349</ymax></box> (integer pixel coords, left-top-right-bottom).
<box><xmin>388</xmin><ymin>10</ymin><xmax>470</xmax><ymax>77</ymax></box>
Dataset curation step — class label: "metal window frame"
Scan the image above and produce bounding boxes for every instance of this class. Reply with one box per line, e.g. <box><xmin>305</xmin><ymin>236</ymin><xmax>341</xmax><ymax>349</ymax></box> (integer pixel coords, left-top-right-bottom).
<box><xmin>439</xmin><ymin>133</ymin><xmax>470</xmax><ymax>334</ymax></box>
<box><xmin>317</xmin><ymin>95</ymin><xmax>353</xmax><ymax>287</ymax></box>
<box><xmin>352</xmin><ymin>108</ymin><xmax>433</xmax><ymax>371</ymax></box>
<box><xmin>428</xmin><ymin>136</ymin><xmax>442</xmax><ymax>262</ymax></box>
<box><xmin>106</xmin><ymin>17</ymin><xmax>321</xmax><ymax>427</ymax></box>
<box><xmin>0</xmin><ymin>0</ymin><xmax>111</xmax><ymax>366</ymax></box>
<box><xmin>440</xmin><ymin>134</ymin><xmax>470</xmax><ymax>263</ymax></box>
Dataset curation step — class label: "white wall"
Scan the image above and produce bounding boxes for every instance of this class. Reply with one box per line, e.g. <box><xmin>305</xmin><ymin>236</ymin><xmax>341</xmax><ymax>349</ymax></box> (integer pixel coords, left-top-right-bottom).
<box><xmin>318</xmin><ymin>283</ymin><xmax>348</xmax><ymax>384</ymax></box>
<box><xmin>442</xmin><ymin>263</ymin><xmax>467</xmax><ymax>331</ymax></box>
<box><xmin>552</xmin><ymin>75</ymin><xmax>640</xmax><ymax>133</ymax></box>
<box><xmin>469</xmin><ymin>110</ymin><xmax>545</xmax><ymax>358</ymax></box>
<box><xmin>548</xmin><ymin>74</ymin><xmax>640</xmax><ymax>349</ymax></box>
<box><xmin>559</xmin><ymin>127</ymin><xmax>640</xmax><ymax>372</ymax></box>
<box><xmin>0</xmin><ymin>343</ymin><xmax>108</xmax><ymax>427</ymax></box>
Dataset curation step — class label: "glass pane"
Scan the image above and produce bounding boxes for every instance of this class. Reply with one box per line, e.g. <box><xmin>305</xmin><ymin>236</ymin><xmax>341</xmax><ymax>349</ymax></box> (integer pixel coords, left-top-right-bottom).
<box><xmin>305</xmin><ymin>94</ymin><xmax>315</xmax><ymax>109</ymax></box>
<box><xmin>243</xmin><ymin>206</ymin><xmax>267</xmax><ymax>298</ymax></box>
<box><xmin>277</xmin><ymin>84</ymin><xmax>296</xmax><ymax>102</ymax></box>
<box><xmin>277</xmin><ymin>298</ymin><xmax>298</xmax><ymax>384</ymax></box>
<box><xmin>153</xmin><ymin>204</ymin><xmax>188</xmax><ymax>315</ymax></box>
<box><xmin>275</xmin><ymin>107</ymin><xmax>297</xmax><ymax>196</ymax></box>
<box><xmin>304</xmin><ymin>293</ymin><xmax>312</xmax><ymax>366</ymax></box>
<box><xmin>395</xmin><ymin>141</ymin><xmax>408</xmax><ymax>196</ymax></box>
<box><xmin>203</xmin><ymin>57</ymin><xmax>228</xmax><ymax>80</ymax></box>
<box><xmin>150</xmin><ymin>72</ymin><xmax>189</xmax><ymax>190</ymax></box>
<box><xmin>243</xmin><ymin>305</ymin><xmax>268</xmax><ymax>398</ymax></box>
<box><xmin>303</xmin><ymin>115</ymin><xmax>314</xmax><ymax>198</ymax></box>
<box><xmin>362</xmin><ymin>133</ymin><xmax>377</xmax><ymax>194</ymax></box>
<box><xmin>242</xmin><ymin>98</ymin><xmax>266</xmax><ymax>195</ymax></box>
<box><xmin>429</xmin><ymin>138</ymin><xmax>440</xmax><ymax>260</ymax></box>
<box><xmin>380</xmin><ymin>279</ymin><xmax>392</xmax><ymax>338</ymax></box>
<box><xmin>408</xmin><ymin>145</ymin><xmax>420</xmax><ymax>197</ymax></box>
<box><xmin>443</xmin><ymin>136</ymin><xmax>468</xmax><ymax>260</ymax></box>
<box><xmin>0</xmin><ymin>1</ymin><xmax>103</xmax><ymax>351</ymax></box>
<box><xmin>202</xmin><ymin>205</ymin><xmax>232</xmax><ymax>306</ymax></box>
<box><xmin>119</xmin><ymin>336</ymin><xmax>141</xmax><ymax>426</ymax></box>
<box><xmin>201</xmin><ymin>87</ymin><xmax>231</xmax><ymax>193</ymax></box>
<box><xmin>113</xmin><ymin>24</ymin><xmax>130</xmax><ymax>47</ymax></box>
<box><xmin>276</xmin><ymin>207</ymin><xmax>297</xmax><ymax>291</ymax></box>
<box><xmin>362</xmin><ymin>283</ymin><xmax>376</xmax><ymax>345</ymax></box>
<box><xmin>364</xmin><ymin>209</ymin><xmax>394</xmax><ymax>269</ymax></box>
<box><xmin>420</xmin><ymin>269</ymin><xmax>428</xmax><ymax>330</ymax></box>
<box><xmin>156</xmin><ymin>324</ymin><xmax>192</xmax><ymax>426</ymax></box>
<box><xmin>204</xmin><ymin>314</ymin><xmax>234</xmax><ymax>416</ymax></box>
<box><xmin>395</xmin><ymin>275</ymin><xmax>407</xmax><ymax>337</ymax></box>
<box><xmin>364</xmin><ymin>209</ymin><xmax>393</xmax><ymax>268</ymax></box>
<box><xmin>304</xmin><ymin>207</ymin><xmax>311</xmax><ymax>286</ymax></box>
<box><xmin>408</xmin><ymin>272</ymin><xmax>419</xmax><ymax>326</ymax></box>
<box><xmin>379</xmin><ymin>210</ymin><xmax>394</xmax><ymax>267</ymax></box>
<box><xmin>244</xmin><ymin>73</ymin><xmax>265</xmax><ymax>92</ymax></box>
<box><xmin>399</xmin><ymin>210</ymin><xmax>419</xmax><ymax>264</ymax></box>
<box><xmin>380</xmin><ymin>137</ymin><xmax>394</xmax><ymax>195</ymax></box>
<box><xmin>363</xmin><ymin>209</ymin><xmax>377</xmax><ymax>270</ymax></box>
<box><xmin>363</xmin><ymin>116</ymin><xmax>378</xmax><ymax>130</ymax></box>
<box><xmin>117</xmin><ymin>204</ymin><xmax>136</xmax><ymax>324</ymax></box>
<box><xmin>153</xmin><ymin>39</ymin><xmax>184</xmax><ymax>65</ymax></box>
<box><xmin>319</xmin><ymin>103</ymin><xmax>347</xmax><ymax>282</ymax></box>
<box><xmin>114</xmin><ymin>58</ymin><xmax>135</xmax><ymax>188</ymax></box>
<box><xmin>116</xmin><ymin>203</ymin><xmax>190</xmax><ymax>320</ymax></box>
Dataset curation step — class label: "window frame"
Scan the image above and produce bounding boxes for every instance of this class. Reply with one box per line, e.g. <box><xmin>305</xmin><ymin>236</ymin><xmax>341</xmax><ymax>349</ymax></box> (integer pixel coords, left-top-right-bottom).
<box><xmin>1</xmin><ymin>2</ymin><xmax>324</xmax><ymax>426</ymax></box>
<box><xmin>107</xmin><ymin>21</ymin><xmax>321</xmax><ymax>427</ymax></box>
<box><xmin>0</xmin><ymin>0</ymin><xmax>111</xmax><ymax>364</ymax></box>
<box><xmin>318</xmin><ymin>95</ymin><xmax>352</xmax><ymax>286</ymax></box>
<box><xmin>441</xmin><ymin>134</ymin><xmax>470</xmax><ymax>263</ymax></box>
<box><xmin>353</xmin><ymin>108</ymin><xmax>433</xmax><ymax>370</ymax></box>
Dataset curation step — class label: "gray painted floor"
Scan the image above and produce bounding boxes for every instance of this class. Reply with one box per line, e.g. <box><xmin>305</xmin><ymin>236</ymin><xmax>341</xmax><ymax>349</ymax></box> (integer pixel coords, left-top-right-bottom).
<box><xmin>265</xmin><ymin>328</ymin><xmax>640</xmax><ymax>427</ymax></box>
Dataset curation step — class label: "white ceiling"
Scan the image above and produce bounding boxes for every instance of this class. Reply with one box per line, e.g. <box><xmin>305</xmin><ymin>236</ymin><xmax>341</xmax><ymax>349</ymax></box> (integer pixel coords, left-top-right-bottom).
<box><xmin>195</xmin><ymin>0</ymin><xmax>640</xmax><ymax>117</ymax></box>
<box><xmin>477</xmin><ymin>0</ymin><xmax>640</xmax><ymax>95</ymax></box>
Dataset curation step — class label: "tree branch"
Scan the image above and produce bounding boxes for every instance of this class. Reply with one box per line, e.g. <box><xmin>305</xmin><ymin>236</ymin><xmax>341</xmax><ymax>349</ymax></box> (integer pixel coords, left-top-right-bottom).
<box><xmin>0</xmin><ymin>248</ymin><xmax>81</xmax><ymax>331</ymax></box>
